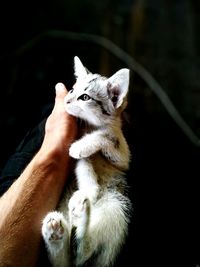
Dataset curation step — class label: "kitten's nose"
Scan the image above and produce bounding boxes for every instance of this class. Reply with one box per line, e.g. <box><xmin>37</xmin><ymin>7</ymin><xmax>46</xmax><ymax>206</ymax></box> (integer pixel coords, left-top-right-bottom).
<box><xmin>67</xmin><ymin>100</ymin><xmax>71</xmax><ymax>104</ymax></box>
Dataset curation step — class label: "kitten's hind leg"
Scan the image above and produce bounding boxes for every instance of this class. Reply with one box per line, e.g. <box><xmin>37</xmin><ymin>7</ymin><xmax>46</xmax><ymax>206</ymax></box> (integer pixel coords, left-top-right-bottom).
<box><xmin>69</xmin><ymin>190</ymin><xmax>131</xmax><ymax>267</ymax></box>
<box><xmin>84</xmin><ymin>192</ymin><xmax>131</xmax><ymax>267</ymax></box>
<box><xmin>42</xmin><ymin>211</ymin><xmax>70</xmax><ymax>267</ymax></box>
<box><xmin>68</xmin><ymin>190</ymin><xmax>92</xmax><ymax>265</ymax></box>
<box><xmin>90</xmin><ymin>192</ymin><xmax>131</xmax><ymax>267</ymax></box>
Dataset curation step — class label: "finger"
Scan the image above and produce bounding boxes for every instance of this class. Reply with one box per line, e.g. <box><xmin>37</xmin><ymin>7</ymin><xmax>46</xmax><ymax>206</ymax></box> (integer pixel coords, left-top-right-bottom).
<box><xmin>53</xmin><ymin>83</ymin><xmax>68</xmax><ymax>112</ymax></box>
<box><xmin>55</xmin><ymin>82</ymin><xmax>68</xmax><ymax>99</ymax></box>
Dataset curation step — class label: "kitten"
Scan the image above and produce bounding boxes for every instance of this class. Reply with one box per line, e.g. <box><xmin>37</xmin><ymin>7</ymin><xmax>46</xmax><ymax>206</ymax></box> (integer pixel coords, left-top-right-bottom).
<box><xmin>42</xmin><ymin>56</ymin><xmax>132</xmax><ymax>267</ymax></box>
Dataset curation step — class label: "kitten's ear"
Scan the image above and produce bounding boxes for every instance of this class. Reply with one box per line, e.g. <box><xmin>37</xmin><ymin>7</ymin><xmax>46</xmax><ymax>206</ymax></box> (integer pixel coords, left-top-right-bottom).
<box><xmin>107</xmin><ymin>68</ymin><xmax>130</xmax><ymax>109</ymax></box>
<box><xmin>74</xmin><ymin>56</ymin><xmax>89</xmax><ymax>80</ymax></box>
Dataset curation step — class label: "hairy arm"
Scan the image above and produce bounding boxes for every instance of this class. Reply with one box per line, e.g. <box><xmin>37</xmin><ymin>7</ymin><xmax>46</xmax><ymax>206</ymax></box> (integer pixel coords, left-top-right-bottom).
<box><xmin>0</xmin><ymin>83</ymin><xmax>77</xmax><ymax>267</ymax></box>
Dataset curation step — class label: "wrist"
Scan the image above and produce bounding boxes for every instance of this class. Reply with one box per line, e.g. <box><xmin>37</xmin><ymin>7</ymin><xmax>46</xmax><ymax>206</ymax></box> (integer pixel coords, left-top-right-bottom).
<box><xmin>35</xmin><ymin>145</ymin><xmax>69</xmax><ymax>169</ymax></box>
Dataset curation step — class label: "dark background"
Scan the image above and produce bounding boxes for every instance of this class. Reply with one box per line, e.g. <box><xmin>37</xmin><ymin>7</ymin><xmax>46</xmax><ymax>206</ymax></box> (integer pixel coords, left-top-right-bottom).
<box><xmin>0</xmin><ymin>0</ymin><xmax>199</xmax><ymax>266</ymax></box>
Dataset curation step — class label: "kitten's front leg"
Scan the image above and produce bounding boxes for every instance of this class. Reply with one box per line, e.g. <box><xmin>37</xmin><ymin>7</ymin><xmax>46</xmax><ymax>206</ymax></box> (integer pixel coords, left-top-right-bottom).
<box><xmin>75</xmin><ymin>159</ymin><xmax>100</xmax><ymax>203</ymax></box>
<box><xmin>69</xmin><ymin>132</ymin><xmax>103</xmax><ymax>159</ymax></box>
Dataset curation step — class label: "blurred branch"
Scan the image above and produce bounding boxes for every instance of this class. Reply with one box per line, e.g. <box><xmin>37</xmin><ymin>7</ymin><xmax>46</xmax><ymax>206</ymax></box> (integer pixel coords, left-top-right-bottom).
<box><xmin>9</xmin><ymin>30</ymin><xmax>200</xmax><ymax>147</ymax></box>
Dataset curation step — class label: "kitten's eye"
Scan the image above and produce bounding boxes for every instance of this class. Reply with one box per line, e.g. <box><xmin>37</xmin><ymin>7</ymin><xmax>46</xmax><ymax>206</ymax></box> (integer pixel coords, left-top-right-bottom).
<box><xmin>78</xmin><ymin>94</ymin><xmax>91</xmax><ymax>101</ymax></box>
<box><xmin>69</xmin><ymin>89</ymin><xmax>74</xmax><ymax>93</ymax></box>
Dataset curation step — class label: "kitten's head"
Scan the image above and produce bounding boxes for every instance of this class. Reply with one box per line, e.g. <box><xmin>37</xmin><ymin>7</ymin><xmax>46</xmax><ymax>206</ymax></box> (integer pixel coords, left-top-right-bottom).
<box><xmin>64</xmin><ymin>56</ymin><xmax>130</xmax><ymax>127</ymax></box>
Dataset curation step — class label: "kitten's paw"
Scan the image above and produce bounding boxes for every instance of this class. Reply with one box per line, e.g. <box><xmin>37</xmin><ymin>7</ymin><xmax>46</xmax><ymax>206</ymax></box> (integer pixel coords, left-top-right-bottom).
<box><xmin>68</xmin><ymin>190</ymin><xmax>90</xmax><ymax>228</ymax></box>
<box><xmin>69</xmin><ymin>142</ymin><xmax>82</xmax><ymax>159</ymax></box>
<box><xmin>42</xmin><ymin>212</ymin><xmax>68</xmax><ymax>244</ymax></box>
<box><xmin>69</xmin><ymin>142</ymin><xmax>92</xmax><ymax>159</ymax></box>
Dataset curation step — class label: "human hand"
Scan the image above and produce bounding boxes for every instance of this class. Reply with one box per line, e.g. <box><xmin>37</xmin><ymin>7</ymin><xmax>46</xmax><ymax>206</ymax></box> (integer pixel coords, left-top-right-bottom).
<box><xmin>40</xmin><ymin>82</ymin><xmax>77</xmax><ymax>159</ymax></box>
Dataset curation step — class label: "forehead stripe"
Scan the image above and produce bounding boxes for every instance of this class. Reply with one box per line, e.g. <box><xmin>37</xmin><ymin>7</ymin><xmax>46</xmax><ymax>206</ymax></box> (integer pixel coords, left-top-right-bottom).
<box><xmin>91</xmin><ymin>97</ymin><xmax>111</xmax><ymax>116</ymax></box>
<box><xmin>84</xmin><ymin>77</ymin><xmax>99</xmax><ymax>91</ymax></box>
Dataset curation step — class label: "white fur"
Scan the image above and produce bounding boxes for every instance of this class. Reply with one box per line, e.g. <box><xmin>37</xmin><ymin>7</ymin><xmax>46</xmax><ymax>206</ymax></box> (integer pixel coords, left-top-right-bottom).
<box><xmin>42</xmin><ymin>56</ymin><xmax>132</xmax><ymax>267</ymax></box>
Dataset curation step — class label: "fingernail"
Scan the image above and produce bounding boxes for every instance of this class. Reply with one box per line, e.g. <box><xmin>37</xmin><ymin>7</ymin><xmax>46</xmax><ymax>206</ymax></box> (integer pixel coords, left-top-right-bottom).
<box><xmin>55</xmin><ymin>83</ymin><xmax>65</xmax><ymax>92</ymax></box>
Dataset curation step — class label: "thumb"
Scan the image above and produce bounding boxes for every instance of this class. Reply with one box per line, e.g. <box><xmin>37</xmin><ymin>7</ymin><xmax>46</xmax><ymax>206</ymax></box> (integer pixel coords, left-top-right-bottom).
<box><xmin>53</xmin><ymin>82</ymin><xmax>68</xmax><ymax>112</ymax></box>
<box><xmin>55</xmin><ymin>82</ymin><xmax>68</xmax><ymax>100</ymax></box>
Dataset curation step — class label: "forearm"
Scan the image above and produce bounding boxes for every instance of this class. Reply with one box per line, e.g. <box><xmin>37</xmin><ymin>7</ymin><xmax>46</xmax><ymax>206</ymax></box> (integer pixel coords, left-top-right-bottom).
<box><xmin>0</xmin><ymin>148</ymin><xmax>70</xmax><ymax>267</ymax></box>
